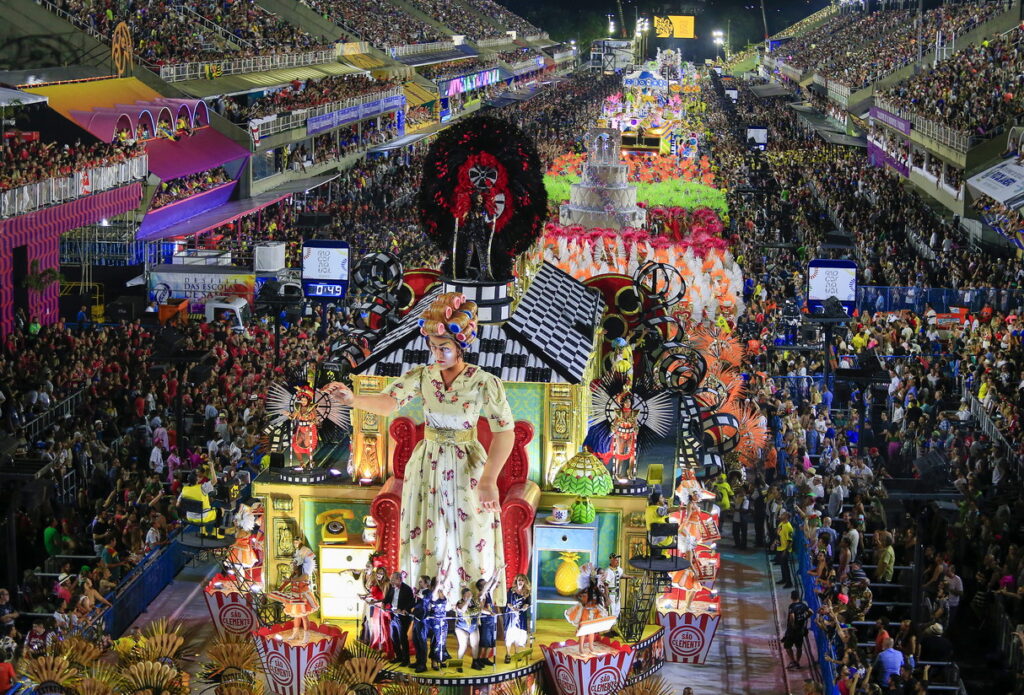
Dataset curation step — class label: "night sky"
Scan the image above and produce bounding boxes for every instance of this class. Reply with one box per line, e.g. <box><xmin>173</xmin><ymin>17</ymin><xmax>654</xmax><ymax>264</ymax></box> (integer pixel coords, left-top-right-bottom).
<box><xmin>503</xmin><ymin>0</ymin><xmax>831</xmax><ymax>61</ymax></box>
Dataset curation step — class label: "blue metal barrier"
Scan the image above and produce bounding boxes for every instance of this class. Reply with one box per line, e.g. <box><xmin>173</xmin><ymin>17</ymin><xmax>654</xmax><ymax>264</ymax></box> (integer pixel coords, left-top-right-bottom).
<box><xmin>795</xmin><ymin>522</ymin><xmax>840</xmax><ymax>695</ymax></box>
<box><xmin>99</xmin><ymin>532</ymin><xmax>187</xmax><ymax>637</ymax></box>
<box><xmin>857</xmin><ymin>286</ymin><xmax>1024</xmax><ymax>314</ymax></box>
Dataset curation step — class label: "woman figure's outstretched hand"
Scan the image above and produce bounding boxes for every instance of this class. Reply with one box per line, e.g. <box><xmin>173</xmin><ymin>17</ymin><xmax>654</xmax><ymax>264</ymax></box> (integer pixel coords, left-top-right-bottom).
<box><xmin>323</xmin><ymin>382</ymin><xmax>354</xmax><ymax>406</ymax></box>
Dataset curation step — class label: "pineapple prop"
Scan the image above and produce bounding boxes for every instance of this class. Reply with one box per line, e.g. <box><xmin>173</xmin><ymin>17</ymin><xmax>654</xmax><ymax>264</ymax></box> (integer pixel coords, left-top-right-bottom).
<box><xmin>554</xmin><ymin>552</ymin><xmax>582</xmax><ymax>596</ymax></box>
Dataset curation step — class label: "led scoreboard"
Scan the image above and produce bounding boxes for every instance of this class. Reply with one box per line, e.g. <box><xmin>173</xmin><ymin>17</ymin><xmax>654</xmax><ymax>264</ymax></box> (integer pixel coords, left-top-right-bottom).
<box><xmin>302</xmin><ymin>240</ymin><xmax>350</xmax><ymax>299</ymax></box>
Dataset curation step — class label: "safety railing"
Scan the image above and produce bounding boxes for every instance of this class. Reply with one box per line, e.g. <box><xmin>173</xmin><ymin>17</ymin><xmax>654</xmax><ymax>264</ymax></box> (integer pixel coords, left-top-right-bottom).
<box><xmin>856</xmin><ymin>285</ymin><xmax>1024</xmax><ymax>314</ymax></box>
<box><xmin>477</xmin><ymin>36</ymin><xmax>515</xmax><ymax>48</ymax></box>
<box><xmin>387</xmin><ymin>41</ymin><xmax>455</xmax><ymax>57</ymax></box>
<box><xmin>1</xmin><ymin>155</ymin><xmax>148</xmax><ymax>219</ymax></box>
<box><xmin>60</xmin><ymin>237</ymin><xmax>157</xmax><ymax>266</ymax></box>
<box><xmin>826</xmin><ymin>79</ymin><xmax>850</xmax><ymax>107</ymax></box>
<box><xmin>157</xmin><ymin>48</ymin><xmax>337</xmax><ymax>83</ymax></box>
<box><xmin>249</xmin><ymin>86</ymin><xmax>402</xmax><ymax>139</ymax></box>
<box><xmin>523</xmin><ymin>32</ymin><xmax>549</xmax><ymax>42</ymax></box>
<box><xmin>170</xmin><ymin>3</ymin><xmax>255</xmax><ymax>50</ymax></box>
<box><xmin>794</xmin><ymin>522</ymin><xmax>840</xmax><ymax>695</ymax></box>
<box><xmin>98</xmin><ymin>531</ymin><xmax>186</xmax><ymax>638</ymax></box>
<box><xmin>510</xmin><ymin>58</ymin><xmax>544</xmax><ymax>74</ymax></box>
<box><xmin>961</xmin><ymin>380</ymin><xmax>1014</xmax><ymax>456</ymax></box>
<box><xmin>21</xmin><ymin>385</ymin><xmax>89</xmax><ymax>442</ymax></box>
<box><xmin>873</xmin><ymin>96</ymin><xmax>975</xmax><ymax>153</ymax></box>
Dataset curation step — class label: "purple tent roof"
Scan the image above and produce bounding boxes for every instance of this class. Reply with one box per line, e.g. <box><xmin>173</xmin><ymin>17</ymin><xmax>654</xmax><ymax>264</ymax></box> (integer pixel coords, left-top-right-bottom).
<box><xmin>145</xmin><ymin>127</ymin><xmax>251</xmax><ymax>181</ymax></box>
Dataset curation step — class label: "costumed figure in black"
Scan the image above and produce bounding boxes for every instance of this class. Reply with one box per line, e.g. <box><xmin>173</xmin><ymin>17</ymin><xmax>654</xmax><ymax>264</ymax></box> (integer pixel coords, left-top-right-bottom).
<box><xmin>384</xmin><ymin>571</ymin><xmax>415</xmax><ymax>667</ymax></box>
<box><xmin>456</xmin><ymin>190</ymin><xmax>495</xmax><ymax>280</ymax></box>
<box><xmin>412</xmin><ymin>575</ymin><xmax>433</xmax><ymax>673</ymax></box>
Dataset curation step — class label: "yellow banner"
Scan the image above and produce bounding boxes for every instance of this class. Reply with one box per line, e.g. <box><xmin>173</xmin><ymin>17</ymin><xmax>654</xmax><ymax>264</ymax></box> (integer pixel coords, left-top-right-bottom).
<box><xmin>654</xmin><ymin>15</ymin><xmax>695</xmax><ymax>39</ymax></box>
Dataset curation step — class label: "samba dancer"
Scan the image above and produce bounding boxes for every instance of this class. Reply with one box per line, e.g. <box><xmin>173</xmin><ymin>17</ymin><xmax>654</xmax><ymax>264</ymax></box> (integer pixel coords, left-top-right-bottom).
<box><xmin>278</xmin><ymin>536</ymin><xmax>318</xmax><ymax>640</ymax></box>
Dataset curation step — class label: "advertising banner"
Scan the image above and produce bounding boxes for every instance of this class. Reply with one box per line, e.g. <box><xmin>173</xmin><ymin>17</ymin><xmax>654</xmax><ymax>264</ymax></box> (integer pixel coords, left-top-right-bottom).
<box><xmin>306</xmin><ymin>96</ymin><xmax>404</xmax><ymax>136</ymax></box>
<box><xmin>867</xmin><ymin>140</ymin><xmax>910</xmax><ymax>178</ymax></box>
<box><xmin>656</xmin><ymin>608</ymin><xmax>721</xmax><ymax>664</ymax></box>
<box><xmin>441</xmin><ymin>68</ymin><xmax>502</xmax><ymax>97</ymax></box>
<box><xmin>968</xmin><ymin>159</ymin><xmax>1024</xmax><ymax>208</ymax></box>
<box><xmin>203</xmin><ymin>576</ymin><xmax>259</xmax><ymax>638</ymax></box>
<box><xmin>148</xmin><ymin>267</ymin><xmax>255</xmax><ymax>316</ymax></box>
<box><xmin>541</xmin><ymin>637</ymin><xmax>636</xmax><ymax>695</ymax></box>
<box><xmin>653</xmin><ymin>15</ymin><xmax>695</xmax><ymax>39</ymax></box>
<box><xmin>869</xmin><ymin>106</ymin><xmax>911</xmax><ymax>136</ymax></box>
<box><xmin>253</xmin><ymin>622</ymin><xmax>347</xmax><ymax>695</ymax></box>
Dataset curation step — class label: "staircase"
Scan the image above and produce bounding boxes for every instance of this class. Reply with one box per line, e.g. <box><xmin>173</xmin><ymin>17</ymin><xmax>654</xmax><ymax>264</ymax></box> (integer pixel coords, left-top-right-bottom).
<box><xmin>1</xmin><ymin>0</ymin><xmax>114</xmax><ymax>71</ymax></box>
<box><xmin>170</xmin><ymin>4</ymin><xmax>256</xmax><ymax>52</ymax></box>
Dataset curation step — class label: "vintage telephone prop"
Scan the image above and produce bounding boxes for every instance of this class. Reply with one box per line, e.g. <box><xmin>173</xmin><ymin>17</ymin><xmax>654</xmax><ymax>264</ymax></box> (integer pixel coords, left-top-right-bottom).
<box><xmin>316</xmin><ymin>509</ymin><xmax>356</xmax><ymax>544</ymax></box>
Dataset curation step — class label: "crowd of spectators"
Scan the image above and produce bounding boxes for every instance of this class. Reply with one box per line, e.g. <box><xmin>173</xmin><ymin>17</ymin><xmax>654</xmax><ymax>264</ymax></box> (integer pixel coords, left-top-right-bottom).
<box><xmin>150</xmin><ymin>167</ymin><xmax>231</xmax><ymax>210</ymax></box>
<box><xmin>1</xmin><ymin>136</ymin><xmax>144</xmax><ymax>192</ymax></box>
<box><xmin>879</xmin><ymin>23</ymin><xmax>1024</xmax><ymax>136</ymax></box>
<box><xmin>499</xmin><ymin>72</ymin><xmax>621</xmax><ymax>168</ymax></box>
<box><xmin>404</xmin><ymin>0</ymin><xmax>507</xmax><ymax>40</ymax></box>
<box><xmin>301</xmin><ymin>0</ymin><xmax>445</xmax><ymax>48</ymax></box>
<box><xmin>50</xmin><ymin>0</ymin><xmax>330</xmax><ymax>65</ymax></box>
<box><xmin>221</xmin><ymin>75</ymin><xmax>400</xmax><ymax>124</ymax></box>
<box><xmin>0</xmin><ymin>313</ymin><xmax>352</xmax><ymax>644</ymax></box>
<box><xmin>418</xmin><ymin>57</ymin><xmax>495</xmax><ymax>81</ymax></box>
<box><xmin>704</xmin><ymin>72</ymin><xmax>1024</xmax><ymax>695</ymax></box>
<box><xmin>495</xmin><ymin>47</ymin><xmax>543</xmax><ymax>65</ymax></box>
<box><xmin>821</xmin><ymin>1</ymin><xmax>1004</xmax><ymax>89</ymax></box>
<box><xmin>463</xmin><ymin>0</ymin><xmax>541</xmax><ymax>36</ymax></box>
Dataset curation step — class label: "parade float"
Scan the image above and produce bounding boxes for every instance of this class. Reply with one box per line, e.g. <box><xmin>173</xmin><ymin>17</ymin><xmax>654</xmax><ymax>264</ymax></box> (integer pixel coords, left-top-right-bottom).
<box><xmin>238</xmin><ymin>114</ymin><xmax>764</xmax><ymax>695</ymax></box>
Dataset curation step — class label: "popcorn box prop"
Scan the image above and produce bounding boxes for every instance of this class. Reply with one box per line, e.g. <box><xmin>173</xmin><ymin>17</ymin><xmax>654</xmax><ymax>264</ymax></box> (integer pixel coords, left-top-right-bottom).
<box><xmin>656</xmin><ymin>605</ymin><xmax>721</xmax><ymax>664</ymax></box>
<box><xmin>204</xmin><ymin>575</ymin><xmax>259</xmax><ymax>638</ymax></box>
<box><xmin>541</xmin><ymin>636</ymin><xmax>636</xmax><ymax>695</ymax></box>
<box><xmin>254</xmin><ymin>622</ymin><xmax>347</xmax><ymax>695</ymax></box>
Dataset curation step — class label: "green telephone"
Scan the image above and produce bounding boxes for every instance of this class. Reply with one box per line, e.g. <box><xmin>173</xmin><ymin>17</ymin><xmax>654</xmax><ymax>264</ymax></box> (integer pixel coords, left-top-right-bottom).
<box><xmin>316</xmin><ymin>509</ymin><xmax>356</xmax><ymax>544</ymax></box>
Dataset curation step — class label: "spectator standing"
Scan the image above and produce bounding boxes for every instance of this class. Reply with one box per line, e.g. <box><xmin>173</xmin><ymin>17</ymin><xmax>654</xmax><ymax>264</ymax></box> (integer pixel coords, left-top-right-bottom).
<box><xmin>783</xmin><ymin>589</ymin><xmax>812</xmax><ymax>668</ymax></box>
<box><xmin>875</xmin><ymin>531</ymin><xmax>895</xmax><ymax>583</ymax></box>
<box><xmin>944</xmin><ymin>564</ymin><xmax>963</xmax><ymax>629</ymax></box>
<box><xmin>777</xmin><ymin>511</ymin><xmax>795</xmax><ymax>588</ymax></box>
<box><xmin>0</xmin><ymin>590</ymin><xmax>17</xmax><ymax>629</ymax></box>
<box><xmin>874</xmin><ymin>638</ymin><xmax>903</xmax><ymax>686</ymax></box>
<box><xmin>0</xmin><ymin>651</ymin><xmax>14</xmax><ymax>692</ymax></box>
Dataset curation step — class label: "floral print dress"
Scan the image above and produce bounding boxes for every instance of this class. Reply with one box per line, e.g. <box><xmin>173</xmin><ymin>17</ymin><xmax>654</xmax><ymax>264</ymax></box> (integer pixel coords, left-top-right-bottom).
<box><xmin>386</xmin><ymin>364</ymin><xmax>514</xmax><ymax>608</ymax></box>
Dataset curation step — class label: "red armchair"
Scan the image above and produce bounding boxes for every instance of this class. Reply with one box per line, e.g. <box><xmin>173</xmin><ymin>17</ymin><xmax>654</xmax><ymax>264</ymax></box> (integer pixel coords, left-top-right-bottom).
<box><xmin>370</xmin><ymin>417</ymin><xmax>540</xmax><ymax>589</ymax></box>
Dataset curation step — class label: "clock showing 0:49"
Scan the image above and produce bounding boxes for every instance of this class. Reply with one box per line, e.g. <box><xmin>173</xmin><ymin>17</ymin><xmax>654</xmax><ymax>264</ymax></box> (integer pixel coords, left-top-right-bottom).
<box><xmin>302</xmin><ymin>240</ymin><xmax>350</xmax><ymax>299</ymax></box>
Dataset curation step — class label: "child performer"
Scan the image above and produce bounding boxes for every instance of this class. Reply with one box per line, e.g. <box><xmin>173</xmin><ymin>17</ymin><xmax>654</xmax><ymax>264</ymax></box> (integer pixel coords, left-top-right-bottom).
<box><xmin>454</xmin><ymin>588</ymin><xmax>482</xmax><ymax>672</ymax></box>
<box><xmin>503</xmin><ymin>574</ymin><xmax>532</xmax><ymax>663</ymax></box>
<box><xmin>475</xmin><ymin>568</ymin><xmax>503</xmax><ymax>667</ymax></box>
<box><xmin>425</xmin><ymin>579</ymin><xmax>450</xmax><ymax>671</ymax></box>
<box><xmin>565</xmin><ymin>589</ymin><xmax>608</xmax><ymax>656</ymax></box>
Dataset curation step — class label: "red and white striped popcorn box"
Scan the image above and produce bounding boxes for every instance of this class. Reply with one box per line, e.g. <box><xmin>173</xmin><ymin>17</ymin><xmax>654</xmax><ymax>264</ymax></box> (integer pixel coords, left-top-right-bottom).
<box><xmin>694</xmin><ymin>549</ymin><xmax>720</xmax><ymax>587</ymax></box>
<box><xmin>656</xmin><ymin>608</ymin><xmax>721</xmax><ymax>664</ymax></box>
<box><xmin>697</xmin><ymin>511</ymin><xmax>721</xmax><ymax>542</ymax></box>
<box><xmin>253</xmin><ymin>622</ymin><xmax>348</xmax><ymax>695</ymax></box>
<box><xmin>540</xmin><ymin>636</ymin><xmax>636</xmax><ymax>695</ymax></box>
<box><xmin>203</xmin><ymin>575</ymin><xmax>259</xmax><ymax>638</ymax></box>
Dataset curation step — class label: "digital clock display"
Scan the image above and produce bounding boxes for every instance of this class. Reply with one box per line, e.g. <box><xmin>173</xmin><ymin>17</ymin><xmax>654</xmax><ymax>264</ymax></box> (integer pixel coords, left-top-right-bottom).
<box><xmin>305</xmin><ymin>282</ymin><xmax>347</xmax><ymax>297</ymax></box>
<box><xmin>302</xmin><ymin>240</ymin><xmax>350</xmax><ymax>300</ymax></box>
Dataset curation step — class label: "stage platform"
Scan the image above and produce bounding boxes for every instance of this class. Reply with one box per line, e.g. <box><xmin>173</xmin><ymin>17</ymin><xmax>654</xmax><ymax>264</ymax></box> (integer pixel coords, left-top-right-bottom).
<box><xmin>372</xmin><ymin>621</ymin><xmax>664</xmax><ymax>687</ymax></box>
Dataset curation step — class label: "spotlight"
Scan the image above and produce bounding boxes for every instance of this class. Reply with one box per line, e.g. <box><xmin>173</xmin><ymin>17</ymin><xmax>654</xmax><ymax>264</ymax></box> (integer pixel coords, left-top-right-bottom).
<box><xmin>329</xmin><ymin>468</ymin><xmax>342</xmax><ymax>476</ymax></box>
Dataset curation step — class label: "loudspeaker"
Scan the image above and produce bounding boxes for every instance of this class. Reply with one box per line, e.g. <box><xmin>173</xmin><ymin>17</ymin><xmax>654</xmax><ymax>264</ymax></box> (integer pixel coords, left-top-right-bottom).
<box><xmin>913</xmin><ymin>452</ymin><xmax>949</xmax><ymax>491</ymax></box>
<box><xmin>269</xmin><ymin>452</ymin><xmax>286</xmax><ymax>468</ymax></box>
